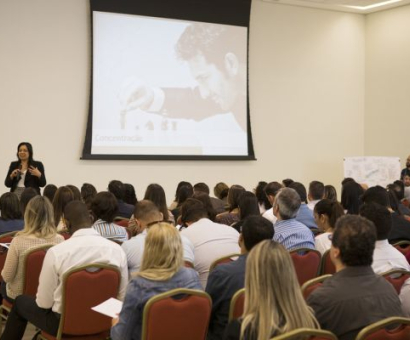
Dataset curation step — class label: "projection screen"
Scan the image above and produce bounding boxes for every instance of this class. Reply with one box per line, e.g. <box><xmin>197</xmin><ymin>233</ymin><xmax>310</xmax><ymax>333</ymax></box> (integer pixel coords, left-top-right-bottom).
<box><xmin>83</xmin><ymin>0</ymin><xmax>254</xmax><ymax>160</ymax></box>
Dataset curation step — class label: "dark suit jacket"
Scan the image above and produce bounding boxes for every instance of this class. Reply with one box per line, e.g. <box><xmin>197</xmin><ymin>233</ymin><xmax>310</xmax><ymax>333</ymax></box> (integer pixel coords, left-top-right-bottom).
<box><xmin>4</xmin><ymin>160</ymin><xmax>46</xmax><ymax>194</ymax></box>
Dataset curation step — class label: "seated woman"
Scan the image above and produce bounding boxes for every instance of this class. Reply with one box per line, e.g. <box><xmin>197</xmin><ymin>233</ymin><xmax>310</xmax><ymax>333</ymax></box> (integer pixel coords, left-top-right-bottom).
<box><xmin>232</xmin><ymin>191</ymin><xmax>260</xmax><ymax>233</ymax></box>
<box><xmin>52</xmin><ymin>186</ymin><xmax>75</xmax><ymax>232</ymax></box>
<box><xmin>1</xmin><ymin>196</ymin><xmax>64</xmax><ymax>303</ymax></box>
<box><xmin>0</xmin><ymin>192</ymin><xmax>24</xmax><ymax>234</ymax></box>
<box><xmin>144</xmin><ymin>184</ymin><xmax>175</xmax><ymax>225</ymax></box>
<box><xmin>111</xmin><ymin>222</ymin><xmax>202</xmax><ymax>340</ymax></box>
<box><xmin>216</xmin><ymin>185</ymin><xmax>245</xmax><ymax>226</ymax></box>
<box><xmin>314</xmin><ymin>199</ymin><xmax>345</xmax><ymax>255</ymax></box>
<box><xmin>224</xmin><ymin>240</ymin><xmax>319</xmax><ymax>340</ymax></box>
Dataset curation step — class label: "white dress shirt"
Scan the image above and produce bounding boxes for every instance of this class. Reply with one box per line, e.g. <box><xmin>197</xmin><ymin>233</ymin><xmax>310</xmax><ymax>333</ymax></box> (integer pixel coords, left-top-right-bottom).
<box><xmin>121</xmin><ymin>228</ymin><xmax>195</xmax><ymax>276</ymax></box>
<box><xmin>181</xmin><ymin>218</ymin><xmax>240</xmax><ymax>288</ymax></box>
<box><xmin>315</xmin><ymin>232</ymin><xmax>332</xmax><ymax>255</ymax></box>
<box><xmin>372</xmin><ymin>240</ymin><xmax>410</xmax><ymax>274</ymax></box>
<box><xmin>36</xmin><ymin>228</ymin><xmax>128</xmax><ymax>314</ymax></box>
<box><xmin>262</xmin><ymin>207</ymin><xmax>277</xmax><ymax>224</ymax></box>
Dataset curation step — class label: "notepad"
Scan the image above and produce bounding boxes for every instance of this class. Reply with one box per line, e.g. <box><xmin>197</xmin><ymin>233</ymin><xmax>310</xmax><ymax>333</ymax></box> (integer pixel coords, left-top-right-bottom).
<box><xmin>91</xmin><ymin>297</ymin><xmax>123</xmax><ymax>318</ymax></box>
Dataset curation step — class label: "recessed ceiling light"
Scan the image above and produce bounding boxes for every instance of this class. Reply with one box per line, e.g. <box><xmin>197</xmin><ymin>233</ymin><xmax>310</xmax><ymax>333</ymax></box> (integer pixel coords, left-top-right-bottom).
<box><xmin>344</xmin><ymin>0</ymin><xmax>402</xmax><ymax>10</ymax></box>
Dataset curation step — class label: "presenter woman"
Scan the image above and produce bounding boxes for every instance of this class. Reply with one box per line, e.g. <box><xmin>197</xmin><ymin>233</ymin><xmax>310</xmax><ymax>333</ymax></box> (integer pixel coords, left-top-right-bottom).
<box><xmin>4</xmin><ymin>142</ymin><xmax>46</xmax><ymax>197</ymax></box>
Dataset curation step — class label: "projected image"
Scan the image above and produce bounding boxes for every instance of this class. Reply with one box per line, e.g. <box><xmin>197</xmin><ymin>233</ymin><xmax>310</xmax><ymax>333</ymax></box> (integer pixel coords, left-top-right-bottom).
<box><xmin>92</xmin><ymin>12</ymin><xmax>248</xmax><ymax>156</ymax></box>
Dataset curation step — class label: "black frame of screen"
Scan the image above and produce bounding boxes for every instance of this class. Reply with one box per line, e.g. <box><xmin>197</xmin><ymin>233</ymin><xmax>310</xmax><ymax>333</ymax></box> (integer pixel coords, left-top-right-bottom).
<box><xmin>82</xmin><ymin>0</ymin><xmax>255</xmax><ymax>161</ymax></box>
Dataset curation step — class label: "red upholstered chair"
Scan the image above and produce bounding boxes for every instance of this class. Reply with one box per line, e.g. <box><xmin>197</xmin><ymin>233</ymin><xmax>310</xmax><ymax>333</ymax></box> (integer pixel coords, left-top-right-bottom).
<box><xmin>380</xmin><ymin>269</ymin><xmax>410</xmax><ymax>294</ymax></box>
<box><xmin>58</xmin><ymin>232</ymin><xmax>71</xmax><ymax>240</ymax></box>
<box><xmin>0</xmin><ymin>244</ymin><xmax>53</xmax><ymax>332</ymax></box>
<box><xmin>184</xmin><ymin>261</ymin><xmax>194</xmax><ymax>269</ymax></box>
<box><xmin>141</xmin><ymin>288</ymin><xmax>212</xmax><ymax>340</ymax></box>
<box><xmin>38</xmin><ymin>264</ymin><xmax>121</xmax><ymax>340</ymax></box>
<box><xmin>301</xmin><ymin>274</ymin><xmax>332</xmax><ymax>300</ymax></box>
<box><xmin>393</xmin><ymin>241</ymin><xmax>410</xmax><ymax>256</ymax></box>
<box><xmin>289</xmin><ymin>248</ymin><xmax>321</xmax><ymax>286</ymax></box>
<box><xmin>270</xmin><ymin>328</ymin><xmax>337</xmax><ymax>339</ymax></box>
<box><xmin>114</xmin><ymin>218</ymin><xmax>129</xmax><ymax>228</ymax></box>
<box><xmin>320</xmin><ymin>249</ymin><xmax>336</xmax><ymax>275</ymax></box>
<box><xmin>355</xmin><ymin>316</ymin><xmax>410</xmax><ymax>340</ymax></box>
<box><xmin>209</xmin><ymin>253</ymin><xmax>240</xmax><ymax>272</ymax></box>
<box><xmin>228</xmin><ymin>288</ymin><xmax>245</xmax><ymax>322</ymax></box>
<box><xmin>0</xmin><ymin>231</ymin><xmax>17</xmax><ymax>281</ymax></box>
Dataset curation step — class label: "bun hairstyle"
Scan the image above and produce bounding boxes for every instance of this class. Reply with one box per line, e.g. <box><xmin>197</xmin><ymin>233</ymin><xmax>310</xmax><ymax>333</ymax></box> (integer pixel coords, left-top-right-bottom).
<box><xmin>314</xmin><ymin>199</ymin><xmax>345</xmax><ymax>228</ymax></box>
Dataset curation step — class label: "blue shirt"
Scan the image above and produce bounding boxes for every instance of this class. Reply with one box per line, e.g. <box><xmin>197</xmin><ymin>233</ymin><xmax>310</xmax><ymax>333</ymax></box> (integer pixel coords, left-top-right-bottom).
<box><xmin>205</xmin><ymin>254</ymin><xmax>246</xmax><ymax>340</ymax></box>
<box><xmin>111</xmin><ymin>267</ymin><xmax>202</xmax><ymax>340</ymax></box>
<box><xmin>273</xmin><ymin>219</ymin><xmax>315</xmax><ymax>250</ymax></box>
<box><xmin>295</xmin><ymin>204</ymin><xmax>318</xmax><ymax>229</ymax></box>
<box><xmin>0</xmin><ymin>219</ymin><xmax>24</xmax><ymax>234</ymax></box>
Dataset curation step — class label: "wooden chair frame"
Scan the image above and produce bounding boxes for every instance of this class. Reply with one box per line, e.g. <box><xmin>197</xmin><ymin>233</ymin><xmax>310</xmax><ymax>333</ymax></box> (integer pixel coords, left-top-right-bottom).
<box><xmin>270</xmin><ymin>327</ymin><xmax>337</xmax><ymax>339</ymax></box>
<box><xmin>300</xmin><ymin>274</ymin><xmax>332</xmax><ymax>299</ymax></box>
<box><xmin>380</xmin><ymin>268</ymin><xmax>410</xmax><ymax>294</ymax></box>
<box><xmin>209</xmin><ymin>253</ymin><xmax>240</xmax><ymax>272</ymax></box>
<box><xmin>228</xmin><ymin>288</ymin><xmax>245</xmax><ymax>322</ymax></box>
<box><xmin>355</xmin><ymin>316</ymin><xmax>410</xmax><ymax>340</ymax></box>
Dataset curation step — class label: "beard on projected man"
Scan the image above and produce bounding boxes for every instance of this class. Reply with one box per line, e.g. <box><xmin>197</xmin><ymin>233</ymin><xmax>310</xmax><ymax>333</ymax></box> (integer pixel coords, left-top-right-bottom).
<box><xmin>120</xmin><ymin>23</ymin><xmax>247</xmax><ymax>132</ymax></box>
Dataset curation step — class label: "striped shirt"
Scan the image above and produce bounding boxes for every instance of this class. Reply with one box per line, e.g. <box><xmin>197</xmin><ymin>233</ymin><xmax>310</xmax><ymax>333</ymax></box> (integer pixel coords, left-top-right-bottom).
<box><xmin>92</xmin><ymin>219</ymin><xmax>128</xmax><ymax>243</ymax></box>
<box><xmin>273</xmin><ymin>219</ymin><xmax>315</xmax><ymax>251</ymax></box>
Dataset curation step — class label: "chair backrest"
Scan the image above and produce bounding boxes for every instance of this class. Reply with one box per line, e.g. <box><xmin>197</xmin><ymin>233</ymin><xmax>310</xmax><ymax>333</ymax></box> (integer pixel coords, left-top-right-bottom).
<box><xmin>393</xmin><ymin>241</ymin><xmax>410</xmax><ymax>256</ymax></box>
<box><xmin>114</xmin><ymin>219</ymin><xmax>129</xmax><ymax>228</ymax></box>
<box><xmin>228</xmin><ymin>288</ymin><xmax>245</xmax><ymax>322</ymax></box>
<box><xmin>141</xmin><ymin>288</ymin><xmax>212</xmax><ymax>340</ymax></box>
<box><xmin>355</xmin><ymin>316</ymin><xmax>410</xmax><ymax>340</ymax></box>
<box><xmin>22</xmin><ymin>245</ymin><xmax>53</xmax><ymax>297</ymax></box>
<box><xmin>270</xmin><ymin>328</ymin><xmax>337</xmax><ymax>339</ymax></box>
<box><xmin>380</xmin><ymin>269</ymin><xmax>410</xmax><ymax>294</ymax></box>
<box><xmin>320</xmin><ymin>249</ymin><xmax>336</xmax><ymax>275</ymax></box>
<box><xmin>289</xmin><ymin>248</ymin><xmax>322</xmax><ymax>285</ymax></box>
<box><xmin>184</xmin><ymin>261</ymin><xmax>194</xmax><ymax>269</ymax></box>
<box><xmin>56</xmin><ymin>264</ymin><xmax>121</xmax><ymax>338</ymax></box>
<box><xmin>0</xmin><ymin>231</ymin><xmax>17</xmax><ymax>281</ymax></box>
<box><xmin>301</xmin><ymin>275</ymin><xmax>332</xmax><ymax>300</ymax></box>
<box><xmin>209</xmin><ymin>253</ymin><xmax>240</xmax><ymax>272</ymax></box>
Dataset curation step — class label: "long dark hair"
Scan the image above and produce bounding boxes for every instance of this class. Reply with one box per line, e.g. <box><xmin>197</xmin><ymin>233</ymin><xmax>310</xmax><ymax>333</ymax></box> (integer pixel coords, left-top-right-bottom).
<box><xmin>16</xmin><ymin>142</ymin><xmax>34</xmax><ymax>165</ymax></box>
<box><xmin>144</xmin><ymin>184</ymin><xmax>170</xmax><ymax>222</ymax></box>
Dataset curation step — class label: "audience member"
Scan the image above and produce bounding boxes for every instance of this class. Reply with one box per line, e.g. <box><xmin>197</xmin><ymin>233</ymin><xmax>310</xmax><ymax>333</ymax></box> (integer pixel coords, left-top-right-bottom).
<box><xmin>108</xmin><ymin>180</ymin><xmax>135</xmax><ymax>219</ymax></box>
<box><xmin>0</xmin><ymin>200</ymin><xmax>128</xmax><ymax>338</ymax></box>
<box><xmin>224</xmin><ymin>240</ymin><xmax>319</xmax><ymax>340</ymax></box>
<box><xmin>307</xmin><ymin>181</ymin><xmax>324</xmax><ymax>210</ymax></box>
<box><xmin>181</xmin><ymin>198</ymin><xmax>240</xmax><ymax>287</ymax></box>
<box><xmin>232</xmin><ymin>191</ymin><xmax>260</xmax><ymax>233</ymax></box>
<box><xmin>262</xmin><ymin>181</ymin><xmax>283</xmax><ymax>223</ymax></box>
<box><xmin>214</xmin><ymin>182</ymin><xmax>229</xmax><ymax>208</ymax></box>
<box><xmin>401</xmin><ymin>155</ymin><xmax>410</xmax><ymax>180</ymax></box>
<box><xmin>0</xmin><ymin>192</ymin><xmax>24</xmax><ymax>234</ymax></box>
<box><xmin>361</xmin><ymin>185</ymin><xmax>410</xmax><ymax>242</ymax></box>
<box><xmin>282</xmin><ymin>178</ymin><xmax>294</xmax><ymax>187</ymax></box>
<box><xmin>80</xmin><ymin>182</ymin><xmax>97</xmax><ymax>210</ymax></box>
<box><xmin>341</xmin><ymin>180</ymin><xmax>364</xmax><ymax>214</ymax></box>
<box><xmin>66</xmin><ymin>184</ymin><xmax>81</xmax><ymax>201</ymax></box>
<box><xmin>216</xmin><ymin>185</ymin><xmax>245</xmax><ymax>226</ymax></box>
<box><xmin>19</xmin><ymin>187</ymin><xmax>38</xmax><ymax>216</ymax></box>
<box><xmin>52</xmin><ymin>186</ymin><xmax>75</xmax><ymax>232</ymax></box>
<box><xmin>171</xmin><ymin>183</ymin><xmax>194</xmax><ymax>220</ymax></box>
<box><xmin>314</xmin><ymin>199</ymin><xmax>345</xmax><ymax>254</ymax></box>
<box><xmin>272</xmin><ymin>188</ymin><xmax>315</xmax><ymax>250</ymax></box>
<box><xmin>307</xmin><ymin>215</ymin><xmax>403</xmax><ymax>340</ymax></box>
<box><xmin>1</xmin><ymin>196</ymin><xmax>64</xmax><ymax>303</ymax></box>
<box><xmin>206</xmin><ymin>216</ymin><xmax>274</xmax><ymax>340</ymax></box>
<box><xmin>121</xmin><ymin>200</ymin><xmax>194</xmax><ymax>275</ymax></box>
<box><xmin>90</xmin><ymin>191</ymin><xmax>128</xmax><ymax>242</ymax></box>
<box><xmin>192</xmin><ymin>192</ymin><xmax>217</xmax><ymax>221</ymax></box>
<box><xmin>323</xmin><ymin>184</ymin><xmax>337</xmax><ymax>201</ymax></box>
<box><xmin>169</xmin><ymin>181</ymin><xmax>192</xmax><ymax>210</ymax></box>
<box><xmin>288</xmin><ymin>182</ymin><xmax>318</xmax><ymax>229</ymax></box>
<box><xmin>42</xmin><ymin>184</ymin><xmax>57</xmax><ymax>203</ymax></box>
<box><xmin>391</xmin><ymin>181</ymin><xmax>410</xmax><ymax>215</ymax></box>
<box><xmin>111</xmin><ymin>223</ymin><xmax>201</xmax><ymax>340</ymax></box>
<box><xmin>194</xmin><ymin>182</ymin><xmax>225</xmax><ymax>214</ymax></box>
<box><xmin>123</xmin><ymin>183</ymin><xmax>138</xmax><ymax>206</ymax></box>
<box><xmin>254</xmin><ymin>181</ymin><xmax>271</xmax><ymax>214</ymax></box>
<box><xmin>144</xmin><ymin>183</ymin><xmax>175</xmax><ymax>224</ymax></box>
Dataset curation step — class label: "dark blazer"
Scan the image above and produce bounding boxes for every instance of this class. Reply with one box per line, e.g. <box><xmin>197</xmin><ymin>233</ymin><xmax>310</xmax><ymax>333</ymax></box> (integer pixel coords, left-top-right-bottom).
<box><xmin>4</xmin><ymin>160</ymin><xmax>46</xmax><ymax>194</ymax></box>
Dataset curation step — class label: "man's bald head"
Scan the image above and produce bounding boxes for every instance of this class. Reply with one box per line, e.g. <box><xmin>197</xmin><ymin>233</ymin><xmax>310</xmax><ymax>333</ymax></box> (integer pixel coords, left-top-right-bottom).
<box><xmin>64</xmin><ymin>201</ymin><xmax>92</xmax><ymax>233</ymax></box>
<box><xmin>134</xmin><ymin>200</ymin><xmax>163</xmax><ymax>225</ymax></box>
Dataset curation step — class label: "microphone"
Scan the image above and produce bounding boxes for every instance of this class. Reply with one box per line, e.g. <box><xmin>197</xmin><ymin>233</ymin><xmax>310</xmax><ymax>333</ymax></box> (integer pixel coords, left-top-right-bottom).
<box><xmin>16</xmin><ymin>164</ymin><xmax>22</xmax><ymax>181</ymax></box>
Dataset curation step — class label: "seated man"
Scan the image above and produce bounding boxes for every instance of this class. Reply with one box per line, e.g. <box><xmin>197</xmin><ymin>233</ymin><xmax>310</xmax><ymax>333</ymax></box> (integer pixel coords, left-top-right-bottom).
<box><xmin>108</xmin><ymin>180</ymin><xmax>135</xmax><ymax>219</ymax></box>
<box><xmin>307</xmin><ymin>215</ymin><xmax>403</xmax><ymax>340</ymax></box>
<box><xmin>91</xmin><ymin>191</ymin><xmax>129</xmax><ymax>243</ymax></box>
<box><xmin>121</xmin><ymin>200</ymin><xmax>194</xmax><ymax>275</ymax></box>
<box><xmin>272</xmin><ymin>187</ymin><xmax>315</xmax><ymax>250</ymax></box>
<box><xmin>262</xmin><ymin>181</ymin><xmax>283</xmax><ymax>223</ymax></box>
<box><xmin>0</xmin><ymin>201</ymin><xmax>128</xmax><ymax>338</ymax></box>
<box><xmin>205</xmin><ymin>216</ymin><xmax>274</xmax><ymax>340</ymax></box>
<box><xmin>193</xmin><ymin>182</ymin><xmax>225</xmax><ymax>214</ymax></box>
<box><xmin>289</xmin><ymin>182</ymin><xmax>318</xmax><ymax>229</ymax></box>
<box><xmin>180</xmin><ymin>198</ymin><xmax>240</xmax><ymax>288</ymax></box>
<box><xmin>307</xmin><ymin>180</ymin><xmax>324</xmax><ymax>210</ymax></box>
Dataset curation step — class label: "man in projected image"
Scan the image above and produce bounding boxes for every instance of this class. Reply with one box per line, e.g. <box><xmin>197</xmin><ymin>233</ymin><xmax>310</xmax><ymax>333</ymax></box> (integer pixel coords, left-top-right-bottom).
<box><xmin>121</xmin><ymin>23</ymin><xmax>247</xmax><ymax>132</ymax></box>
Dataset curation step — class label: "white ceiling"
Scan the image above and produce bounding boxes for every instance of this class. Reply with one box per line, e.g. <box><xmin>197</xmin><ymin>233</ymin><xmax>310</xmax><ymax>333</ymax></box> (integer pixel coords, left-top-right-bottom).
<box><xmin>261</xmin><ymin>0</ymin><xmax>410</xmax><ymax>13</ymax></box>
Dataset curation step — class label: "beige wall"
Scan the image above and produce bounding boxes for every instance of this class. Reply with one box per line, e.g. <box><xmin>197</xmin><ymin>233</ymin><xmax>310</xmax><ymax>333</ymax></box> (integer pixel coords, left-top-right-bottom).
<box><xmin>0</xmin><ymin>0</ymin><xmax>372</xmax><ymax>201</ymax></box>
<box><xmin>365</xmin><ymin>5</ymin><xmax>410</xmax><ymax>161</ymax></box>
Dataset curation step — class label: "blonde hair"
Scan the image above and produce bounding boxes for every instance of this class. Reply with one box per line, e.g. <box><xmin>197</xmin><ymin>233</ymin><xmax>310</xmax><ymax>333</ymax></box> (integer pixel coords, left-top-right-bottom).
<box><xmin>17</xmin><ymin>196</ymin><xmax>57</xmax><ymax>239</ymax></box>
<box><xmin>241</xmin><ymin>240</ymin><xmax>319</xmax><ymax>340</ymax></box>
<box><xmin>138</xmin><ymin>223</ymin><xmax>183</xmax><ymax>281</ymax></box>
